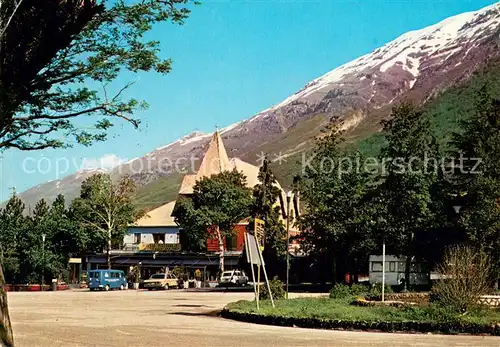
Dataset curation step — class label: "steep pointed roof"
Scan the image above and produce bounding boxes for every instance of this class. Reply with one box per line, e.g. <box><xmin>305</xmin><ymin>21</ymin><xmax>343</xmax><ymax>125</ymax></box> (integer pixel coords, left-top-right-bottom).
<box><xmin>178</xmin><ymin>131</ymin><xmax>230</xmax><ymax>195</ymax></box>
<box><xmin>195</xmin><ymin>131</ymin><xmax>230</xmax><ymax>180</ymax></box>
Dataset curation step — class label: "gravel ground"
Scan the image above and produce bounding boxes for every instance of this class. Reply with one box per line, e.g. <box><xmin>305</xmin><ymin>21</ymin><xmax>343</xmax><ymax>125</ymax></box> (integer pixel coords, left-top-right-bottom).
<box><xmin>8</xmin><ymin>290</ymin><xmax>500</xmax><ymax>347</ymax></box>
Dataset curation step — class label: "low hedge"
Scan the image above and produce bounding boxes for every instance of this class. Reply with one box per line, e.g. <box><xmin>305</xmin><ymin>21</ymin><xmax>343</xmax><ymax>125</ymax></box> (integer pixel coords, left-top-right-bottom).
<box><xmin>221</xmin><ymin>308</ymin><xmax>500</xmax><ymax>336</ymax></box>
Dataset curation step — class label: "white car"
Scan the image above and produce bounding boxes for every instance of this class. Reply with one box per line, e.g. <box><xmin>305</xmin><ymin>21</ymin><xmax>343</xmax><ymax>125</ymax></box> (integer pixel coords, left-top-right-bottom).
<box><xmin>218</xmin><ymin>270</ymin><xmax>248</xmax><ymax>287</ymax></box>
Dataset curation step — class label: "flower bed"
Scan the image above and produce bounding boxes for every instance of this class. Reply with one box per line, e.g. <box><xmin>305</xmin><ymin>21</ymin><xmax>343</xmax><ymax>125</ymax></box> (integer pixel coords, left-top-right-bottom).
<box><xmin>4</xmin><ymin>284</ymin><xmax>70</xmax><ymax>291</ymax></box>
<box><xmin>222</xmin><ymin>298</ymin><xmax>500</xmax><ymax>336</ymax></box>
<box><xmin>367</xmin><ymin>293</ymin><xmax>430</xmax><ymax>306</ymax></box>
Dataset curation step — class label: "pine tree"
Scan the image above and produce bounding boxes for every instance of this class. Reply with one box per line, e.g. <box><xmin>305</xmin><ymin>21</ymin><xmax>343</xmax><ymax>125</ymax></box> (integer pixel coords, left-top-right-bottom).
<box><xmin>451</xmin><ymin>88</ymin><xmax>500</xmax><ymax>279</ymax></box>
<box><xmin>298</xmin><ymin>121</ymin><xmax>376</xmax><ymax>284</ymax></box>
<box><xmin>0</xmin><ymin>193</ymin><xmax>26</xmax><ymax>282</ymax></box>
<box><xmin>251</xmin><ymin>157</ymin><xmax>286</xmax><ymax>278</ymax></box>
<box><xmin>0</xmin><ymin>192</ymin><xmax>25</xmax><ymax>346</ymax></box>
<box><xmin>24</xmin><ymin>199</ymin><xmax>52</xmax><ymax>284</ymax></box>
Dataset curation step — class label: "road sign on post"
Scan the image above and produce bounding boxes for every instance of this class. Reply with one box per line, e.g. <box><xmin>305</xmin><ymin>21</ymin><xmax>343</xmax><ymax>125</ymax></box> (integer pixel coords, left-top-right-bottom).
<box><xmin>245</xmin><ymin>231</ymin><xmax>275</xmax><ymax>309</ymax></box>
<box><xmin>254</xmin><ymin>218</ymin><xmax>265</xmax><ymax>251</ymax></box>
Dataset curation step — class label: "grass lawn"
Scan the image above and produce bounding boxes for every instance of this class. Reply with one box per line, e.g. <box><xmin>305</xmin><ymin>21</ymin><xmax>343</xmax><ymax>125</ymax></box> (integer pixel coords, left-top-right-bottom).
<box><xmin>226</xmin><ymin>297</ymin><xmax>500</xmax><ymax>326</ymax></box>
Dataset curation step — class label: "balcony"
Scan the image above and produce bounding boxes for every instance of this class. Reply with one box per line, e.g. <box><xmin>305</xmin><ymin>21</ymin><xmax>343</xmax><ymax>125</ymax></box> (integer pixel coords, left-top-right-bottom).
<box><xmin>138</xmin><ymin>243</ymin><xmax>181</xmax><ymax>252</ymax></box>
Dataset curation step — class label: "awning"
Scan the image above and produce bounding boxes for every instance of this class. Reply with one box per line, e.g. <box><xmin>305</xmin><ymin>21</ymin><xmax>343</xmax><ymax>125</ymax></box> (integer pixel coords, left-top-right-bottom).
<box><xmin>87</xmin><ymin>254</ymin><xmax>240</xmax><ymax>267</ymax></box>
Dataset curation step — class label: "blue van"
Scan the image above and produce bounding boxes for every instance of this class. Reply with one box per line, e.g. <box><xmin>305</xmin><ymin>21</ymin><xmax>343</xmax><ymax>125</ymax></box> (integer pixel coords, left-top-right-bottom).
<box><xmin>87</xmin><ymin>269</ymin><xmax>127</xmax><ymax>291</ymax></box>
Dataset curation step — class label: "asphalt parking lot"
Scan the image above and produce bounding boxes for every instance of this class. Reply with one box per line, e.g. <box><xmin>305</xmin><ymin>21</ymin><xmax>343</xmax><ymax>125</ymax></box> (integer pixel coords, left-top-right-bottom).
<box><xmin>8</xmin><ymin>290</ymin><xmax>500</xmax><ymax>347</ymax></box>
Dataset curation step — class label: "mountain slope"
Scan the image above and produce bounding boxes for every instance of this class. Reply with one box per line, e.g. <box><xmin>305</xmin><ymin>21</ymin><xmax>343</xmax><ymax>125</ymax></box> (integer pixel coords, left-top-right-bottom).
<box><xmin>11</xmin><ymin>2</ymin><xmax>500</xmax><ymax>209</ymax></box>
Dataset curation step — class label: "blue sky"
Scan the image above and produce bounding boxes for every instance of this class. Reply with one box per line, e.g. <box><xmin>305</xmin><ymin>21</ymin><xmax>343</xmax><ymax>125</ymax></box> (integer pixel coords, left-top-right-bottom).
<box><xmin>0</xmin><ymin>0</ymin><xmax>497</xmax><ymax>201</ymax></box>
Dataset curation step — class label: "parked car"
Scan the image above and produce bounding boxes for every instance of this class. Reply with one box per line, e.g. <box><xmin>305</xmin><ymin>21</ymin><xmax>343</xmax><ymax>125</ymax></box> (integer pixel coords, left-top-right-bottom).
<box><xmin>87</xmin><ymin>270</ymin><xmax>127</xmax><ymax>291</ymax></box>
<box><xmin>143</xmin><ymin>273</ymin><xmax>179</xmax><ymax>290</ymax></box>
<box><xmin>218</xmin><ymin>270</ymin><xmax>248</xmax><ymax>287</ymax></box>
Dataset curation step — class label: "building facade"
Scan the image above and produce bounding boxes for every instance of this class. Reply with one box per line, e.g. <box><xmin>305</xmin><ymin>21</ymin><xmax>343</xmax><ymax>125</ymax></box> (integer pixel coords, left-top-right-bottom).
<box><xmin>85</xmin><ymin>130</ymin><xmax>300</xmax><ymax>283</ymax></box>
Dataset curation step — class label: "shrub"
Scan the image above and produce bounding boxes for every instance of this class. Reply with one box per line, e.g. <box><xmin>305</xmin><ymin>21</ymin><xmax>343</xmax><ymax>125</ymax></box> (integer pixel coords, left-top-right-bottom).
<box><xmin>368</xmin><ymin>283</ymin><xmax>393</xmax><ymax>297</ymax></box>
<box><xmin>172</xmin><ymin>266</ymin><xmax>186</xmax><ymax>279</ymax></box>
<box><xmin>329</xmin><ymin>283</ymin><xmax>351</xmax><ymax>299</ymax></box>
<box><xmin>350</xmin><ymin>283</ymin><xmax>369</xmax><ymax>296</ymax></box>
<box><xmin>260</xmin><ymin>276</ymin><xmax>286</xmax><ymax>300</ymax></box>
<box><xmin>432</xmin><ymin>245</ymin><xmax>491</xmax><ymax>312</ymax></box>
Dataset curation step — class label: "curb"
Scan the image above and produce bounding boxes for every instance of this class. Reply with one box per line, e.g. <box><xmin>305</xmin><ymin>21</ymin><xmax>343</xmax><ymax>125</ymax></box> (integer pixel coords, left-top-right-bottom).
<box><xmin>220</xmin><ymin>308</ymin><xmax>500</xmax><ymax>336</ymax></box>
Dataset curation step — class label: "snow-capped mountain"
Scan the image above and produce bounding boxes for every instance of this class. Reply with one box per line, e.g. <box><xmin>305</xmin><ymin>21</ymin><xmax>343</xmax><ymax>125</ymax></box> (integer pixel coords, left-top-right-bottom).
<box><xmin>269</xmin><ymin>2</ymin><xmax>500</xmax><ymax>109</ymax></box>
<box><xmin>11</xmin><ymin>2</ymin><xmax>500</xmax><ymax>207</ymax></box>
<box><xmin>227</xmin><ymin>2</ymin><xmax>500</xmax><ymax>139</ymax></box>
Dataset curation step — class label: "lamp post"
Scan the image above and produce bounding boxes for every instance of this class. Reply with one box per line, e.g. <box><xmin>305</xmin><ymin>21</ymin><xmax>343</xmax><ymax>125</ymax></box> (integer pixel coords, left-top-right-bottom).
<box><xmin>285</xmin><ymin>191</ymin><xmax>292</xmax><ymax>299</ymax></box>
<box><xmin>382</xmin><ymin>234</ymin><xmax>386</xmax><ymax>302</ymax></box>
<box><xmin>41</xmin><ymin>233</ymin><xmax>46</xmax><ymax>291</ymax></box>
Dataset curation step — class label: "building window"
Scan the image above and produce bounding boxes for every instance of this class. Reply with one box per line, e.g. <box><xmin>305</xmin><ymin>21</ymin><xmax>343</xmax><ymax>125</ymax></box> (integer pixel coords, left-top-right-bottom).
<box><xmin>371</xmin><ymin>262</ymin><xmax>383</xmax><ymax>272</ymax></box>
<box><xmin>134</xmin><ymin>233</ymin><xmax>141</xmax><ymax>244</ymax></box>
<box><xmin>389</xmin><ymin>261</ymin><xmax>396</xmax><ymax>272</ymax></box>
<box><xmin>153</xmin><ymin>233</ymin><xmax>165</xmax><ymax>244</ymax></box>
<box><xmin>399</xmin><ymin>261</ymin><xmax>405</xmax><ymax>271</ymax></box>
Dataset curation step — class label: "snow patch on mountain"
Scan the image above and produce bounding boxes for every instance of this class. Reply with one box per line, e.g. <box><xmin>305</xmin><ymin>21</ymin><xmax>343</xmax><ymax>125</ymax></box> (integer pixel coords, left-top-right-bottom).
<box><xmin>220</xmin><ymin>122</ymin><xmax>241</xmax><ymax>134</ymax></box>
<box><xmin>267</xmin><ymin>3</ymin><xmax>499</xmax><ymax>111</ymax></box>
<box><xmin>179</xmin><ymin>132</ymin><xmax>210</xmax><ymax>146</ymax></box>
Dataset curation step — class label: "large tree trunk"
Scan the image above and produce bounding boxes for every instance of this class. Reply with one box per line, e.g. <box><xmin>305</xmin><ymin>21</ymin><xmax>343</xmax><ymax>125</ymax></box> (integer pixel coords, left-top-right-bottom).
<box><xmin>404</xmin><ymin>255</ymin><xmax>411</xmax><ymax>291</ymax></box>
<box><xmin>107</xmin><ymin>228</ymin><xmax>112</xmax><ymax>270</ymax></box>
<box><xmin>0</xmin><ymin>263</ymin><xmax>14</xmax><ymax>347</ymax></box>
<box><xmin>216</xmin><ymin>226</ymin><xmax>224</xmax><ymax>273</ymax></box>
<box><xmin>404</xmin><ymin>231</ymin><xmax>414</xmax><ymax>291</ymax></box>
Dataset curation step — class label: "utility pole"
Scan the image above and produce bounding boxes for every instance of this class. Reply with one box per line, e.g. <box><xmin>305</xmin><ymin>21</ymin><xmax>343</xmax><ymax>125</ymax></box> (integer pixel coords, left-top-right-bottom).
<box><xmin>41</xmin><ymin>233</ymin><xmax>46</xmax><ymax>291</ymax></box>
<box><xmin>285</xmin><ymin>191</ymin><xmax>292</xmax><ymax>299</ymax></box>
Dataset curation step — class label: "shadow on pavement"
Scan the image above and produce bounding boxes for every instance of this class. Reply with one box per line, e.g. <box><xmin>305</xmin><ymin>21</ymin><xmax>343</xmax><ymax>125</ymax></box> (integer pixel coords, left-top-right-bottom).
<box><xmin>172</xmin><ymin>304</ymin><xmax>210</xmax><ymax>308</ymax></box>
<box><xmin>169</xmin><ymin>310</ymin><xmax>220</xmax><ymax>317</ymax></box>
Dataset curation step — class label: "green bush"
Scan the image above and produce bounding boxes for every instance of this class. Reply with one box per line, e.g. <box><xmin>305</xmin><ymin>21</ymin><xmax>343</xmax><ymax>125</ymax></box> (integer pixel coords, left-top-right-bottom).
<box><xmin>259</xmin><ymin>276</ymin><xmax>286</xmax><ymax>300</ymax></box>
<box><xmin>329</xmin><ymin>283</ymin><xmax>370</xmax><ymax>299</ymax></box>
<box><xmin>369</xmin><ymin>283</ymin><xmax>394</xmax><ymax>297</ymax></box>
<box><xmin>329</xmin><ymin>284</ymin><xmax>351</xmax><ymax>299</ymax></box>
<box><xmin>350</xmin><ymin>283</ymin><xmax>369</xmax><ymax>296</ymax></box>
<box><xmin>172</xmin><ymin>266</ymin><xmax>186</xmax><ymax>279</ymax></box>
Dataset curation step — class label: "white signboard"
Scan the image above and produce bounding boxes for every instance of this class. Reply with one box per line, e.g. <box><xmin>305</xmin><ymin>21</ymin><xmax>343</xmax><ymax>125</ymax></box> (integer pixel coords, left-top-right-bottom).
<box><xmin>245</xmin><ymin>233</ymin><xmax>264</xmax><ymax>266</ymax></box>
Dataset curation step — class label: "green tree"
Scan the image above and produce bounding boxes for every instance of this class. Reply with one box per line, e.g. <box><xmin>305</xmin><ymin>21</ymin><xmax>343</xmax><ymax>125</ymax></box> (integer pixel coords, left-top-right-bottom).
<box><xmin>50</xmin><ymin>194</ymin><xmax>84</xmax><ymax>260</ymax></box>
<box><xmin>250</xmin><ymin>156</ymin><xmax>286</xmax><ymax>277</ymax></box>
<box><xmin>22</xmin><ymin>196</ymin><xmax>82</xmax><ymax>286</ymax></box>
<box><xmin>71</xmin><ymin>173</ymin><xmax>143</xmax><ymax>269</ymax></box>
<box><xmin>0</xmin><ymin>2</ymin><xmax>195</xmax><ymax>345</ymax></box>
<box><xmin>23</xmin><ymin>199</ymin><xmax>65</xmax><ymax>285</ymax></box>
<box><xmin>0</xmin><ymin>191</ymin><xmax>26</xmax><ymax>346</ymax></box>
<box><xmin>173</xmin><ymin>196</ymin><xmax>206</xmax><ymax>252</ymax></box>
<box><xmin>450</xmin><ymin>89</ymin><xmax>500</xmax><ymax>281</ymax></box>
<box><xmin>0</xmin><ymin>0</ymin><xmax>196</xmax><ymax>150</ymax></box>
<box><xmin>376</xmin><ymin>102</ymin><xmax>439</xmax><ymax>290</ymax></box>
<box><xmin>0</xmin><ymin>192</ymin><xmax>26</xmax><ymax>283</ymax></box>
<box><xmin>174</xmin><ymin>170</ymin><xmax>252</xmax><ymax>272</ymax></box>
<box><xmin>298</xmin><ymin>122</ymin><xmax>376</xmax><ymax>284</ymax></box>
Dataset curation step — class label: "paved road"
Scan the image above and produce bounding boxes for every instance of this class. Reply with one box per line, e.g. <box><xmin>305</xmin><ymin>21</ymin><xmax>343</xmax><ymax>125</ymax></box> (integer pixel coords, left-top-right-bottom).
<box><xmin>8</xmin><ymin>290</ymin><xmax>499</xmax><ymax>347</ymax></box>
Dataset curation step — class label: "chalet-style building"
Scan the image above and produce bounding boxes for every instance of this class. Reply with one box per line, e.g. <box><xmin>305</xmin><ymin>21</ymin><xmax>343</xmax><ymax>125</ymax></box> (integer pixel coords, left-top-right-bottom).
<box><xmin>124</xmin><ymin>201</ymin><xmax>180</xmax><ymax>251</ymax></box>
<box><xmin>84</xmin><ymin>131</ymin><xmax>299</xmax><ymax>283</ymax></box>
